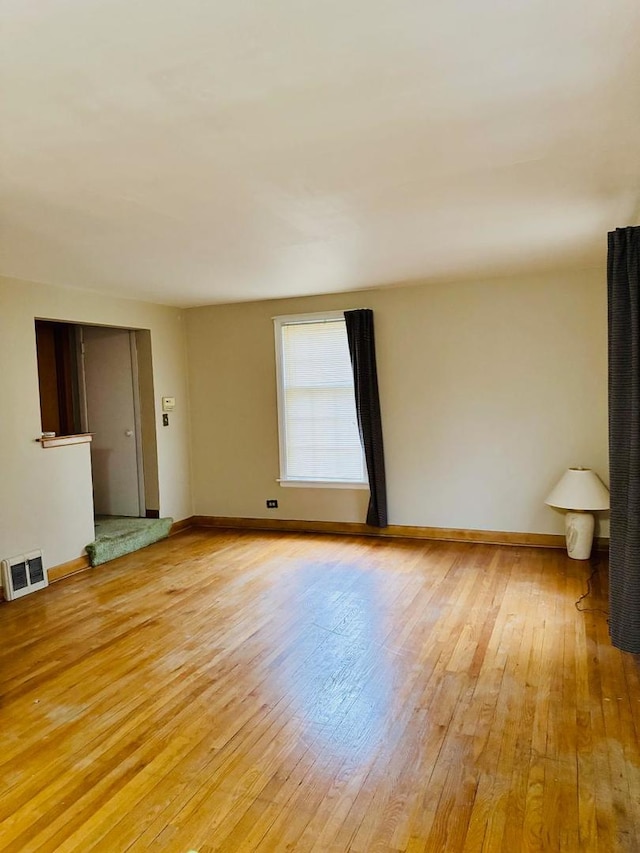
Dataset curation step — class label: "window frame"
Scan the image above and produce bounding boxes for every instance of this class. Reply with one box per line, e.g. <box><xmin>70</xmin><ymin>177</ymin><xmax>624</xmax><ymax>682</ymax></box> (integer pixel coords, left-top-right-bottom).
<box><xmin>273</xmin><ymin>310</ymin><xmax>368</xmax><ymax>489</ymax></box>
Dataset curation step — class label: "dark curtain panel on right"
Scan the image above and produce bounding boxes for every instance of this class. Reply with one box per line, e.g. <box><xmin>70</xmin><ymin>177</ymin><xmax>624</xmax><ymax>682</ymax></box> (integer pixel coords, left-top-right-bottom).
<box><xmin>608</xmin><ymin>225</ymin><xmax>640</xmax><ymax>653</ymax></box>
<box><xmin>344</xmin><ymin>309</ymin><xmax>388</xmax><ymax>528</ymax></box>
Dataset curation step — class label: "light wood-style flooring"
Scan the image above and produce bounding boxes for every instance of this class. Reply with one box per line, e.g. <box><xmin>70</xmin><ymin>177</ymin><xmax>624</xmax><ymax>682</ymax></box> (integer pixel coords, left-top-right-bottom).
<box><xmin>1</xmin><ymin>529</ymin><xmax>638</xmax><ymax>852</ymax></box>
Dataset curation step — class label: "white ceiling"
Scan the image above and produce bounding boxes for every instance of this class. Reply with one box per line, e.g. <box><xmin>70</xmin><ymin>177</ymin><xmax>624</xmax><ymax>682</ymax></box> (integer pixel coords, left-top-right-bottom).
<box><xmin>1</xmin><ymin>0</ymin><xmax>640</xmax><ymax>307</ymax></box>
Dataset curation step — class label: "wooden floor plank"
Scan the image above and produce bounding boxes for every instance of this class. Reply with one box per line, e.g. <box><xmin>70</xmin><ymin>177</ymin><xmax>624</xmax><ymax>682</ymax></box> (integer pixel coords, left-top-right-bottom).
<box><xmin>0</xmin><ymin>529</ymin><xmax>638</xmax><ymax>852</ymax></box>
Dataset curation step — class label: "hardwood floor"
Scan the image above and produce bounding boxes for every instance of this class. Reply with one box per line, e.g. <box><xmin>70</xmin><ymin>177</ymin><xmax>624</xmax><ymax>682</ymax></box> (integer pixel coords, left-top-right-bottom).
<box><xmin>0</xmin><ymin>530</ymin><xmax>638</xmax><ymax>852</ymax></box>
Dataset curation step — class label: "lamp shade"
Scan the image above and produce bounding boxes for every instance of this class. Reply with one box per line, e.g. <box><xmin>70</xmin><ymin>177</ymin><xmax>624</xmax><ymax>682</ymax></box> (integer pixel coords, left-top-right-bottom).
<box><xmin>545</xmin><ymin>467</ymin><xmax>610</xmax><ymax>511</ymax></box>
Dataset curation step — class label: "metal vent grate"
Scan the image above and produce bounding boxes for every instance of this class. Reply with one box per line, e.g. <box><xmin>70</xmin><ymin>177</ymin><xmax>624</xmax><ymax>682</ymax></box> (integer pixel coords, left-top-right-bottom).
<box><xmin>2</xmin><ymin>551</ymin><xmax>48</xmax><ymax>601</ymax></box>
<box><xmin>10</xmin><ymin>562</ymin><xmax>28</xmax><ymax>591</ymax></box>
<box><xmin>27</xmin><ymin>555</ymin><xmax>45</xmax><ymax>585</ymax></box>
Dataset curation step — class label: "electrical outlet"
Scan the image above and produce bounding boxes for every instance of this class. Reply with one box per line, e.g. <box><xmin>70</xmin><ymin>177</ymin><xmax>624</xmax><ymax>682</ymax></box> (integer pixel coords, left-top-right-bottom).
<box><xmin>266</xmin><ymin>499</ymin><xmax>278</xmax><ymax>509</ymax></box>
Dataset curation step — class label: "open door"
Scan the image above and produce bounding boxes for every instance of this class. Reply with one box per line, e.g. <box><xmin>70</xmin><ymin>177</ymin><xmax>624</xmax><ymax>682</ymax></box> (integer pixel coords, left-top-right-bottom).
<box><xmin>80</xmin><ymin>326</ymin><xmax>144</xmax><ymax>517</ymax></box>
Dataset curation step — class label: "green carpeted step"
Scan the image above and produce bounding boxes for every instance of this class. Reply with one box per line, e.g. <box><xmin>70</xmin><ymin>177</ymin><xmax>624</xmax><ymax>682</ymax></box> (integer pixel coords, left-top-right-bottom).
<box><xmin>86</xmin><ymin>516</ymin><xmax>173</xmax><ymax>567</ymax></box>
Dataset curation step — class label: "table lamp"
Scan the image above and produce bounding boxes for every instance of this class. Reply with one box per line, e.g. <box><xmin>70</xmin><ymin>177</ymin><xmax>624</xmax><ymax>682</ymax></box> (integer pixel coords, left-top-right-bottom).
<box><xmin>545</xmin><ymin>467</ymin><xmax>610</xmax><ymax>559</ymax></box>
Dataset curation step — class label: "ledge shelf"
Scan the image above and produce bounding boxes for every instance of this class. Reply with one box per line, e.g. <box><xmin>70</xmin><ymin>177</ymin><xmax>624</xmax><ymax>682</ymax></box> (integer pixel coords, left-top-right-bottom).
<box><xmin>37</xmin><ymin>433</ymin><xmax>93</xmax><ymax>448</ymax></box>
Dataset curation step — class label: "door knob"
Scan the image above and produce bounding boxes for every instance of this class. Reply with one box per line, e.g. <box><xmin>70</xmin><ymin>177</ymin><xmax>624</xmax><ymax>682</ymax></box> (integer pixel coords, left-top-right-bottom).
<box><xmin>125</xmin><ymin>429</ymin><xmax>134</xmax><ymax>437</ymax></box>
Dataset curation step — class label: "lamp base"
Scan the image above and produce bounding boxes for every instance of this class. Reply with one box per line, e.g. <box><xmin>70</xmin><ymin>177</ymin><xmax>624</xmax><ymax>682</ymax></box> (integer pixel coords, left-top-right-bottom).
<box><xmin>564</xmin><ymin>511</ymin><xmax>595</xmax><ymax>560</ymax></box>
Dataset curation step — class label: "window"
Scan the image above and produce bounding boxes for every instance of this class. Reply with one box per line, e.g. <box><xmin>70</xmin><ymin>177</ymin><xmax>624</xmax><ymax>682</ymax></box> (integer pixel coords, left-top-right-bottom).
<box><xmin>274</xmin><ymin>312</ymin><xmax>367</xmax><ymax>487</ymax></box>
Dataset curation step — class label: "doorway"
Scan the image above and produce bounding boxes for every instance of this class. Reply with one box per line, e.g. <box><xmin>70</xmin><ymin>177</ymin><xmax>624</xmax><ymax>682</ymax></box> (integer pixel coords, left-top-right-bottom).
<box><xmin>34</xmin><ymin>319</ymin><xmax>160</xmax><ymax>521</ymax></box>
<box><xmin>80</xmin><ymin>326</ymin><xmax>144</xmax><ymax>517</ymax></box>
<box><xmin>79</xmin><ymin>326</ymin><xmax>159</xmax><ymax>519</ymax></box>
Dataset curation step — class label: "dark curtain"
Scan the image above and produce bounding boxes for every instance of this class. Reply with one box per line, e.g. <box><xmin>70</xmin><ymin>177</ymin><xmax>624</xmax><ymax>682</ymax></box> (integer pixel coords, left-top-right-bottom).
<box><xmin>608</xmin><ymin>226</ymin><xmax>640</xmax><ymax>653</ymax></box>
<box><xmin>344</xmin><ymin>309</ymin><xmax>388</xmax><ymax>527</ymax></box>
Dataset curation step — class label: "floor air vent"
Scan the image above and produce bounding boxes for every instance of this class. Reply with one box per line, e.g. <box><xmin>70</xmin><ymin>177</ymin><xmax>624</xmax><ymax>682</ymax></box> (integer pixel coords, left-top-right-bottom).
<box><xmin>1</xmin><ymin>551</ymin><xmax>48</xmax><ymax>600</ymax></box>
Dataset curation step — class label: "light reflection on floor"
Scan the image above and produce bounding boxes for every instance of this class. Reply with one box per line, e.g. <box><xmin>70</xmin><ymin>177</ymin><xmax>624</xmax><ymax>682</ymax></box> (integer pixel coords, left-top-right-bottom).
<box><xmin>280</xmin><ymin>562</ymin><xmax>393</xmax><ymax>759</ymax></box>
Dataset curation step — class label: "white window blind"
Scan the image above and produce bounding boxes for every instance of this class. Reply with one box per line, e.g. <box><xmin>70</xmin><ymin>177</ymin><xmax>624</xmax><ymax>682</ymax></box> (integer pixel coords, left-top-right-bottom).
<box><xmin>275</xmin><ymin>314</ymin><xmax>366</xmax><ymax>485</ymax></box>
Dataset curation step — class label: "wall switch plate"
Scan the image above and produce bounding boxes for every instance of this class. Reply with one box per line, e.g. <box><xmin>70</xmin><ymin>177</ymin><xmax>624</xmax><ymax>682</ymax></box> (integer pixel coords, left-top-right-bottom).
<box><xmin>266</xmin><ymin>499</ymin><xmax>278</xmax><ymax>509</ymax></box>
<box><xmin>162</xmin><ymin>413</ymin><xmax>169</xmax><ymax>426</ymax></box>
<box><xmin>162</xmin><ymin>396</ymin><xmax>176</xmax><ymax>412</ymax></box>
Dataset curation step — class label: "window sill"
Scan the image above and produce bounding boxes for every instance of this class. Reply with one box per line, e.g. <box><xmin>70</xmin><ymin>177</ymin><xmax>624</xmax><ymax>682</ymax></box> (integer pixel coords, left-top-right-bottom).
<box><xmin>278</xmin><ymin>479</ymin><xmax>369</xmax><ymax>490</ymax></box>
<box><xmin>37</xmin><ymin>433</ymin><xmax>93</xmax><ymax>448</ymax></box>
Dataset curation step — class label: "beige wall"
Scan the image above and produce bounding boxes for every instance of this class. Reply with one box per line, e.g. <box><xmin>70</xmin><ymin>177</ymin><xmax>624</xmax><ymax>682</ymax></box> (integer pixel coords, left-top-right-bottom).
<box><xmin>1</xmin><ymin>265</ymin><xmax>607</xmax><ymax>573</ymax></box>
<box><xmin>0</xmin><ymin>275</ymin><xmax>192</xmax><ymax>570</ymax></box>
<box><xmin>186</xmin><ymin>268</ymin><xmax>608</xmax><ymax>536</ymax></box>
